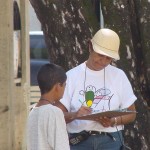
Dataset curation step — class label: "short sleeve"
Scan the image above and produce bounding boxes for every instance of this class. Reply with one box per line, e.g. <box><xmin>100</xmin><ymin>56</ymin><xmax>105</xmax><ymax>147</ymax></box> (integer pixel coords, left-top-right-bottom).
<box><xmin>118</xmin><ymin>71</ymin><xmax>137</xmax><ymax>108</ymax></box>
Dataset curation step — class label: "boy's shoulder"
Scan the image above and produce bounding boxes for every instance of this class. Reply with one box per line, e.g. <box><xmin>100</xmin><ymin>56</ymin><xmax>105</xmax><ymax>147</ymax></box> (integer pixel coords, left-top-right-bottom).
<box><xmin>31</xmin><ymin>104</ymin><xmax>63</xmax><ymax>116</ymax></box>
<box><xmin>42</xmin><ymin>104</ymin><xmax>63</xmax><ymax>112</ymax></box>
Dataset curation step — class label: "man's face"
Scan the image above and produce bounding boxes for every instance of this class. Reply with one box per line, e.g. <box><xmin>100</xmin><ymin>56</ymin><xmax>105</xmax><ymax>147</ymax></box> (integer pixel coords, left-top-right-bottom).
<box><xmin>87</xmin><ymin>49</ymin><xmax>112</xmax><ymax>71</ymax></box>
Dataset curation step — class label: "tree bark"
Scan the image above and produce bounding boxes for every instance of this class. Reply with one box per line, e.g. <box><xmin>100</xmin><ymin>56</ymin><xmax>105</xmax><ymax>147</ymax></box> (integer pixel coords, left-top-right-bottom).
<box><xmin>29</xmin><ymin>0</ymin><xmax>99</xmax><ymax>70</ymax></box>
<box><xmin>101</xmin><ymin>0</ymin><xmax>150</xmax><ymax>149</ymax></box>
<box><xmin>133</xmin><ymin>0</ymin><xmax>150</xmax><ymax>107</ymax></box>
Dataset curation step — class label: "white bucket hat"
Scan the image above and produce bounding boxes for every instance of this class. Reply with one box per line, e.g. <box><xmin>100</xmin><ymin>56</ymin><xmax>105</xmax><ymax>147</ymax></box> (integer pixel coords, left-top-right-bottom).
<box><xmin>91</xmin><ymin>28</ymin><xmax>120</xmax><ymax>60</ymax></box>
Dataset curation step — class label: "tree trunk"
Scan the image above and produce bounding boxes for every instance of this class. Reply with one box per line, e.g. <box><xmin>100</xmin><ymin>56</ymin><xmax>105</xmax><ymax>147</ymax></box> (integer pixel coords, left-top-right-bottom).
<box><xmin>29</xmin><ymin>0</ymin><xmax>99</xmax><ymax>70</ymax></box>
<box><xmin>133</xmin><ymin>0</ymin><xmax>150</xmax><ymax>106</ymax></box>
<box><xmin>101</xmin><ymin>0</ymin><xmax>150</xmax><ymax>149</ymax></box>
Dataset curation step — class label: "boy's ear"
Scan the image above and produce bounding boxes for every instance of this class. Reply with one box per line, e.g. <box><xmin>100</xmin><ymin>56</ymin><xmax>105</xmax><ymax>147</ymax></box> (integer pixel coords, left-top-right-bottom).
<box><xmin>55</xmin><ymin>83</ymin><xmax>61</xmax><ymax>91</ymax></box>
<box><xmin>52</xmin><ymin>83</ymin><xmax>58</xmax><ymax>92</ymax></box>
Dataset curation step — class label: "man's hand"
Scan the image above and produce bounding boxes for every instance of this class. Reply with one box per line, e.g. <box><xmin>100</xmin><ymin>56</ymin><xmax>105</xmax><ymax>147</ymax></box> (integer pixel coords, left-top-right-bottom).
<box><xmin>76</xmin><ymin>106</ymin><xmax>92</xmax><ymax>117</ymax></box>
<box><xmin>94</xmin><ymin>117</ymin><xmax>112</xmax><ymax>127</ymax></box>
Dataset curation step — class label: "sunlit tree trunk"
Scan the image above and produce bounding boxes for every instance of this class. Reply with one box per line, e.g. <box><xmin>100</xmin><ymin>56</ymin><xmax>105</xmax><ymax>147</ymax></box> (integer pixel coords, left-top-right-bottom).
<box><xmin>29</xmin><ymin>0</ymin><xmax>99</xmax><ymax>70</ymax></box>
<box><xmin>101</xmin><ymin>0</ymin><xmax>150</xmax><ymax>149</ymax></box>
<box><xmin>133</xmin><ymin>0</ymin><xmax>150</xmax><ymax>106</ymax></box>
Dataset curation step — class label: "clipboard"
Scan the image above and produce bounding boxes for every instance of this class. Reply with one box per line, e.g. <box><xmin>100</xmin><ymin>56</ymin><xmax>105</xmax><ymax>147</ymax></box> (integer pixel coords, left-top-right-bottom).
<box><xmin>76</xmin><ymin>110</ymin><xmax>137</xmax><ymax>120</ymax></box>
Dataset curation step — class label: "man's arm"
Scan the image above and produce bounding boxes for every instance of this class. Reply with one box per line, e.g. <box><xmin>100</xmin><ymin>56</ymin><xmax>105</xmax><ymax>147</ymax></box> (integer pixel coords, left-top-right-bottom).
<box><xmin>95</xmin><ymin>103</ymin><xmax>136</xmax><ymax>127</ymax></box>
<box><xmin>55</xmin><ymin>101</ymin><xmax>92</xmax><ymax>123</ymax></box>
<box><xmin>116</xmin><ymin>103</ymin><xmax>136</xmax><ymax>125</ymax></box>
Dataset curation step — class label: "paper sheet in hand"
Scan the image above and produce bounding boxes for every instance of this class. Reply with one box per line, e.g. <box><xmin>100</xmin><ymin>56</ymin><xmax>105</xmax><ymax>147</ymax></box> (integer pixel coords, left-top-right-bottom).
<box><xmin>76</xmin><ymin>110</ymin><xmax>136</xmax><ymax>120</ymax></box>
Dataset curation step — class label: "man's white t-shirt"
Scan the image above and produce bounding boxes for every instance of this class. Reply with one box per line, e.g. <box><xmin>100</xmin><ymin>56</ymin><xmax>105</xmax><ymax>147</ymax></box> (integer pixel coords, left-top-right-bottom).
<box><xmin>27</xmin><ymin>104</ymin><xmax>70</xmax><ymax>150</ymax></box>
<box><xmin>60</xmin><ymin>62</ymin><xmax>137</xmax><ymax>133</ymax></box>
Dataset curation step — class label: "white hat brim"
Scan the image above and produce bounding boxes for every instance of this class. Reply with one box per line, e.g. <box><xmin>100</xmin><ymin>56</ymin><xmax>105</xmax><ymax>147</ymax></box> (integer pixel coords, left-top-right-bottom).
<box><xmin>91</xmin><ymin>41</ymin><xmax>120</xmax><ymax>60</ymax></box>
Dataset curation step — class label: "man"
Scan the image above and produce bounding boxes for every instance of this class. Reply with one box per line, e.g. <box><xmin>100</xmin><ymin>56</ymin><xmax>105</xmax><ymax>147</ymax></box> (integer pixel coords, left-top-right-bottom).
<box><xmin>56</xmin><ymin>28</ymin><xmax>137</xmax><ymax>150</ymax></box>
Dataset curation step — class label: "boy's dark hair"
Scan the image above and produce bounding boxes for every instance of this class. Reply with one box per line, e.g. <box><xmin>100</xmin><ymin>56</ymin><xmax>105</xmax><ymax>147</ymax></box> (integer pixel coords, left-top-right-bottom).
<box><xmin>37</xmin><ymin>63</ymin><xmax>67</xmax><ymax>95</ymax></box>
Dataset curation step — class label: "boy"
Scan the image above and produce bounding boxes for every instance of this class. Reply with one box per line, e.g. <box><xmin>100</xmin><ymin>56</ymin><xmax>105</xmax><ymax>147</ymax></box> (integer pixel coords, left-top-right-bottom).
<box><xmin>27</xmin><ymin>63</ymin><xmax>70</xmax><ymax>150</ymax></box>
